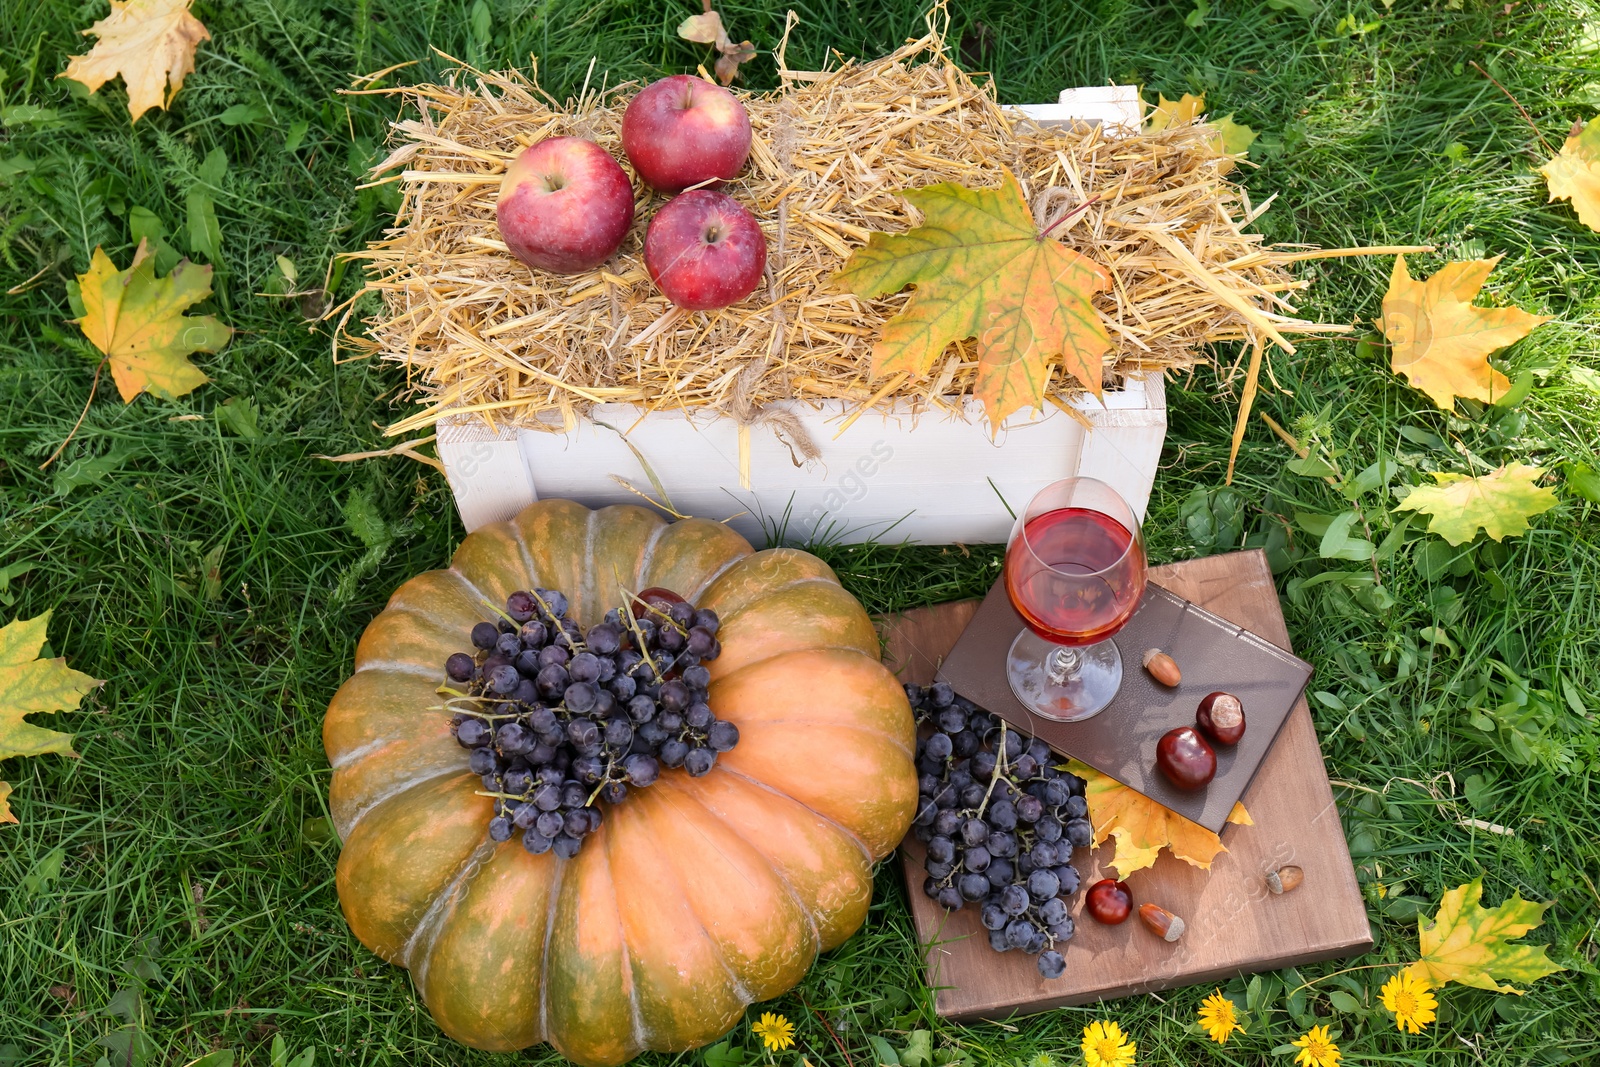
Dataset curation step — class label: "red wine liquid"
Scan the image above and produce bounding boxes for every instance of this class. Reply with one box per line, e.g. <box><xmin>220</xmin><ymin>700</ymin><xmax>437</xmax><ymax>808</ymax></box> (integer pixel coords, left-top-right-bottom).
<box><xmin>1005</xmin><ymin>507</ymin><xmax>1146</xmax><ymax>645</ymax></box>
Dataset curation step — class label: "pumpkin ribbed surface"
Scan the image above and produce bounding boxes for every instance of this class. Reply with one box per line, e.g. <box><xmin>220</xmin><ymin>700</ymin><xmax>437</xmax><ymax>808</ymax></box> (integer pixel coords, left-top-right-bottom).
<box><xmin>324</xmin><ymin>500</ymin><xmax>916</xmax><ymax>1064</ymax></box>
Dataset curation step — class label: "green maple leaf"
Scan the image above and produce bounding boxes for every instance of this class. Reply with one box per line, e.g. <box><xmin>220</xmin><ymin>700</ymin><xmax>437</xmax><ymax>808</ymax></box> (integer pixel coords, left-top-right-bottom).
<box><xmin>0</xmin><ymin>611</ymin><xmax>103</xmax><ymax>824</ymax></box>
<box><xmin>832</xmin><ymin>169</ymin><xmax>1113</xmax><ymax>432</ymax></box>
<box><xmin>1392</xmin><ymin>462</ymin><xmax>1559</xmax><ymax>545</ymax></box>
<box><xmin>1406</xmin><ymin>878</ymin><xmax>1564</xmax><ymax>993</ymax></box>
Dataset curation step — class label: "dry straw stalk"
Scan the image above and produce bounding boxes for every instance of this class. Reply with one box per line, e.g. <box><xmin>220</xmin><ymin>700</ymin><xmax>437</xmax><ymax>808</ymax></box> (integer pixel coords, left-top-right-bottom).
<box><xmin>340</xmin><ymin>12</ymin><xmax>1419</xmax><ymax>472</ymax></box>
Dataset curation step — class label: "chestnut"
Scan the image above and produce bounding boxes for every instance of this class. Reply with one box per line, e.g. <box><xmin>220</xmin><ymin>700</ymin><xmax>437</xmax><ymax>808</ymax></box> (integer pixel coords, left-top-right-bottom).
<box><xmin>1155</xmin><ymin>726</ymin><xmax>1216</xmax><ymax>790</ymax></box>
<box><xmin>1085</xmin><ymin>878</ymin><xmax>1134</xmax><ymax>924</ymax></box>
<box><xmin>1195</xmin><ymin>691</ymin><xmax>1246</xmax><ymax>746</ymax></box>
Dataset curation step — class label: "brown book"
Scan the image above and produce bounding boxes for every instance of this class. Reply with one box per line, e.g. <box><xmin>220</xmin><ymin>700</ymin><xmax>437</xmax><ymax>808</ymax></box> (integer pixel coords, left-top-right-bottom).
<box><xmin>936</xmin><ymin>577</ymin><xmax>1313</xmax><ymax>832</ymax></box>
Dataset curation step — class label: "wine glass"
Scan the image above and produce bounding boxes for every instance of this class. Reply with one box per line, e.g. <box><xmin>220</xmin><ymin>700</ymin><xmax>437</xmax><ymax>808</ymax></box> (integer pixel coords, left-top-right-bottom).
<box><xmin>1004</xmin><ymin>477</ymin><xmax>1148</xmax><ymax>722</ymax></box>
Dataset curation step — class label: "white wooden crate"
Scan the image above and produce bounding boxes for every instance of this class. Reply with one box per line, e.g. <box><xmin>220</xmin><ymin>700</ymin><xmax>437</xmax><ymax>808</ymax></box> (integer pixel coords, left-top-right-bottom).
<box><xmin>438</xmin><ymin>89</ymin><xmax>1162</xmax><ymax>546</ymax></box>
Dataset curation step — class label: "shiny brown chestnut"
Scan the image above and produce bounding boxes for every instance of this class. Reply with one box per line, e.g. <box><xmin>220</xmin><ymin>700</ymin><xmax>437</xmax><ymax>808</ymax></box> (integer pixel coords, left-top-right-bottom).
<box><xmin>1156</xmin><ymin>725</ymin><xmax>1216</xmax><ymax>790</ymax></box>
<box><xmin>1195</xmin><ymin>691</ymin><xmax>1246</xmax><ymax>746</ymax></box>
<box><xmin>1085</xmin><ymin>878</ymin><xmax>1134</xmax><ymax>924</ymax></box>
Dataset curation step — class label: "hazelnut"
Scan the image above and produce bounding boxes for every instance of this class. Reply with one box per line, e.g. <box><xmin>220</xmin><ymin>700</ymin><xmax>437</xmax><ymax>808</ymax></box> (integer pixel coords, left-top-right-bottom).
<box><xmin>1266</xmin><ymin>865</ymin><xmax>1305</xmax><ymax>895</ymax></box>
<box><xmin>1137</xmin><ymin>903</ymin><xmax>1186</xmax><ymax>942</ymax></box>
<box><xmin>1142</xmin><ymin>648</ymin><xmax>1181</xmax><ymax>687</ymax></box>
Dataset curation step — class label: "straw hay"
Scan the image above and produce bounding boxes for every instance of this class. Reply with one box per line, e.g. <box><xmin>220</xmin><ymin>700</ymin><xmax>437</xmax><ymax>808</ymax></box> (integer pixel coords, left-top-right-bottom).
<box><xmin>341</xmin><ymin>17</ymin><xmax>1401</xmax><ymax>444</ymax></box>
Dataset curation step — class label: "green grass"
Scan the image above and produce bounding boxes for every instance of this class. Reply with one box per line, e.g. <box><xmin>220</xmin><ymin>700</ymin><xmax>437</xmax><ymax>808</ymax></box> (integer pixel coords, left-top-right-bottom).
<box><xmin>2</xmin><ymin>0</ymin><xmax>1599</xmax><ymax>1064</ymax></box>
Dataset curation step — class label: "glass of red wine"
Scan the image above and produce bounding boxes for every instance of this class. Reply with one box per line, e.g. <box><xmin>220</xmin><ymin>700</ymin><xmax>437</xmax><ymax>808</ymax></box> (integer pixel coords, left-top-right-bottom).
<box><xmin>1004</xmin><ymin>477</ymin><xmax>1148</xmax><ymax>722</ymax></box>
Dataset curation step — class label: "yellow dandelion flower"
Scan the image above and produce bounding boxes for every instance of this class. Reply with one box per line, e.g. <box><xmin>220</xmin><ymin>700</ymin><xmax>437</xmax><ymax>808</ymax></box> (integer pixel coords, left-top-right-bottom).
<box><xmin>752</xmin><ymin>1012</ymin><xmax>795</xmax><ymax>1052</ymax></box>
<box><xmin>1081</xmin><ymin>1019</ymin><xmax>1137</xmax><ymax>1067</ymax></box>
<box><xmin>1380</xmin><ymin>970</ymin><xmax>1438</xmax><ymax>1034</ymax></box>
<box><xmin>1290</xmin><ymin>1024</ymin><xmax>1341</xmax><ymax>1067</ymax></box>
<box><xmin>1197</xmin><ymin>990</ymin><xmax>1244</xmax><ymax>1045</ymax></box>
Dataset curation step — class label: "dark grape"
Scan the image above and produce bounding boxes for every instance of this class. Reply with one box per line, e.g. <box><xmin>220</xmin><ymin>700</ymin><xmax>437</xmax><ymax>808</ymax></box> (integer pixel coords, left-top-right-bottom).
<box><xmin>603</xmin><ymin>718</ymin><xmax>633</xmax><ymax>749</ymax></box>
<box><xmin>1027</xmin><ymin>868</ymin><xmax>1061</xmax><ymax>902</ymax></box>
<box><xmin>627</xmin><ymin>695</ymin><xmax>657</xmax><ymax>723</ymax></box>
<box><xmin>925</xmin><ymin>859</ymin><xmax>955</xmax><ymax>882</ymax></box>
<box><xmin>957</xmin><ymin>873</ymin><xmax>988</xmax><ymax>901</ymax></box>
<box><xmin>471</xmin><ymin>621</ymin><xmax>500</xmax><ymax>650</ymax></box>
<box><xmin>684</xmin><ymin>747</ymin><xmax>716</xmax><ymax>777</ymax></box>
<box><xmin>660</xmin><ymin>739</ymin><xmax>689</xmax><ymax>768</ymax></box>
<box><xmin>1039</xmin><ymin>897</ymin><xmax>1069</xmax><ymax>927</ymax></box>
<box><xmin>682</xmin><ymin>664</ymin><xmax>711</xmax><ymax>690</ymax></box>
<box><xmin>936</xmin><ymin>886</ymin><xmax>964</xmax><ymax>911</ymax></box>
<box><xmin>658</xmin><ymin>680</ymin><xmax>690</xmax><ymax>712</ymax></box>
<box><xmin>963</xmin><ymin>845</ymin><xmax>991</xmax><ymax>872</ymax></box>
<box><xmin>565</xmin><ymin>681</ymin><xmax>598</xmax><ymax>714</ymax></box>
<box><xmin>521</xmin><ymin>829</ymin><xmax>552</xmax><ymax>855</ymax></box>
<box><xmin>988</xmin><ymin>800</ymin><xmax>1017</xmax><ymax>832</ymax></box>
<box><xmin>707</xmin><ymin>720</ymin><xmax>739</xmax><ymax>752</ymax></box>
<box><xmin>980</xmin><ymin>903</ymin><xmax>1008</xmax><ymax>930</ymax></box>
<box><xmin>566</xmin><ymin>718</ymin><xmax>599</xmax><ymax>749</ymax></box>
<box><xmin>495</xmin><ymin>632</ymin><xmax>522</xmax><ymax>659</ymax></box>
<box><xmin>489</xmin><ymin>816</ymin><xmax>513</xmax><ymax>842</ymax></box>
<box><xmin>926</xmin><ymin>835</ymin><xmax>955</xmax><ymax>864</ymax></box>
<box><xmin>468</xmin><ymin>747</ymin><xmax>497</xmax><ymax>775</ymax></box>
<box><xmin>1037</xmin><ymin>950</ymin><xmax>1066</xmax><ymax>979</ymax></box>
<box><xmin>1065</xmin><ymin>819</ymin><xmax>1094</xmax><ymax>848</ymax></box>
<box><xmin>1000</xmin><ymin>884</ymin><xmax>1029</xmax><ymax>916</ymax></box>
<box><xmin>1065</xmin><ymin>795</ymin><xmax>1089</xmax><ymax>819</ymax></box>
<box><xmin>457</xmin><ymin>718</ymin><xmax>490</xmax><ymax>747</ymax></box>
<box><xmin>586</xmin><ymin>624</ymin><xmax>622</xmax><ymax>656</ymax></box>
<box><xmin>623</xmin><ymin>754</ymin><xmax>659</xmax><ymax>787</ymax></box>
<box><xmin>551</xmin><ymin>834</ymin><xmax>582</xmax><ymax>860</ymax></box>
<box><xmin>686</xmin><ymin>702</ymin><xmax>714</xmax><ymax>731</ymax></box>
<box><xmin>445</xmin><ymin>653</ymin><xmax>476</xmax><ymax>682</ymax></box>
<box><xmin>1004</xmin><ymin>918</ymin><xmax>1038</xmax><ymax>949</ymax></box>
<box><xmin>489</xmin><ymin>664</ymin><xmax>521</xmax><ymax>694</ymax></box>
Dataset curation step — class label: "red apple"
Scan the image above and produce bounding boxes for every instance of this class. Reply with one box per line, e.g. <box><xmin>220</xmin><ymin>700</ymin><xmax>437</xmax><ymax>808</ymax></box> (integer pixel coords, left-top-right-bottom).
<box><xmin>496</xmin><ymin>136</ymin><xmax>634</xmax><ymax>273</ymax></box>
<box><xmin>644</xmin><ymin>190</ymin><xmax>766</xmax><ymax>310</ymax></box>
<box><xmin>622</xmin><ymin>75</ymin><xmax>752</xmax><ymax>194</ymax></box>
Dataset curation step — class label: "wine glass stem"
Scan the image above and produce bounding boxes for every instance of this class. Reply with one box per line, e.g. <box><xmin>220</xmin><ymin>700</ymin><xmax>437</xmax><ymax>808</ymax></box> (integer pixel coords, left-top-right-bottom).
<box><xmin>1045</xmin><ymin>646</ymin><xmax>1083</xmax><ymax>686</ymax></box>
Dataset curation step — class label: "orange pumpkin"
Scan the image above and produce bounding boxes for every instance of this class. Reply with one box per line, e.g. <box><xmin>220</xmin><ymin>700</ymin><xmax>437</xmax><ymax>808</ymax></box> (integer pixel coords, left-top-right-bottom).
<box><xmin>323</xmin><ymin>500</ymin><xmax>917</xmax><ymax>1064</ymax></box>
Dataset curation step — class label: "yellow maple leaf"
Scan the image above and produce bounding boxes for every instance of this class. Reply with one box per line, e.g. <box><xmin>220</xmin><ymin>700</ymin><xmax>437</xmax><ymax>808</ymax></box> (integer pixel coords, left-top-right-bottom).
<box><xmin>833</xmin><ymin>169</ymin><xmax>1113</xmax><ymax>432</ymax></box>
<box><xmin>0</xmin><ymin>612</ymin><xmax>103</xmax><ymax>825</ymax></box>
<box><xmin>1377</xmin><ymin>255</ymin><xmax>1551</xmax><ymax>409</ymax></box>
<box><xmin>1405</xmin><ymin>879</ymin><xmax>1564</xmax><ymax>993</ymax></box>
<box><xmin>1540</xmin><ymin>116</ymin><xmax>1600</xmax><ymax>232</ymax></box>
<box><xmin>1145</xmin><ymin>93</ymin><xmax>1255</xmax><ymax>173</ymax></box>
<box><xmin>1070</xmin><ymin>760</ymin><xmax>1252</xmax><ymax>875</ymax></box>
<box><xmin>75</xmin><ymin>239</ymin><xmax>232</xmax><ymax>403</ymax></box>
<box><xmin>1145</xmin><ymin>92</ymin><xmax>1206</xmax><ymax>132</ymax></box>
<box><xmin>59</xmin><ymin>0</ymin><xmax>211</xmax><ymax>123</ymax></box>
<box><xmin>1392</xmin><ymin>462</ymin><xmax>1559</xmax><ymax>545</ymax></box>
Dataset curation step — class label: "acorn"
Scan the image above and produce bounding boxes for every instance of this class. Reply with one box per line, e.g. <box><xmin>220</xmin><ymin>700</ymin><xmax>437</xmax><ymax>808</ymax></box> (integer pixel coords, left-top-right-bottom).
<box><xmin>1266</xmin><ymin>865</ymin><xmax>1305</xmax><ymax>895</ymax></box>
<box><xmin>1142</xmin><ymin>648</ymin><xmax>1181</xmax><ymax>687</ymax></box>
<box><xmin>1138</xmin><ymin>903</ymin><xmax>1186</xmax><ymax>942</ymax></box>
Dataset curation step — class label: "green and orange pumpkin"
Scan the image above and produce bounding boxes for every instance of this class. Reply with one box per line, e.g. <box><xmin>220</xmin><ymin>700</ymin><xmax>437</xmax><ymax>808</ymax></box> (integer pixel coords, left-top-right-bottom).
<box><xmin>323</xmin><ymin>500</ymin><xmax>917</xmax><ymax>1064</ymax></box>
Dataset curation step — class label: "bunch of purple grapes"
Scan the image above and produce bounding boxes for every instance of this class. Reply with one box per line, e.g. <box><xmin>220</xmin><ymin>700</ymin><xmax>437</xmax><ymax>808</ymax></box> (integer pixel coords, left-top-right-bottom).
<box><xmin>907</xmin><ymin>683</ymin><xmax>1092</xmax><ymax>979</ymax></box>
<box><xmin>446</xmin><ymin>587</ymin><xmax>736</xmax><ymax>859</ymax></box>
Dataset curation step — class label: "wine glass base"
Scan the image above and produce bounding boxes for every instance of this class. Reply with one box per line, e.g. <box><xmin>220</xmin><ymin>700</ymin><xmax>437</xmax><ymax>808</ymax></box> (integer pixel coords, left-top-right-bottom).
<box><xmin>1005</xmin><ymin>629</ymin><xmax>1122</xmax><ymax>723</ymax></box>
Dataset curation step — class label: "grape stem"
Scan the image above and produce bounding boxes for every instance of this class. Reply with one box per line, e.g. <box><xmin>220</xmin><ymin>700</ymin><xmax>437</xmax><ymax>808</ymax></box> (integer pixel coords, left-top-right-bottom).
<box><xmin>618</xmin><ymin>600</ymin><xmax>666</xmax><ymax>683</ymax></box>
<box><xmin>975</xmin><ymin>721</ymin><xmax>1009</xmax><ymax>820</ymax></box>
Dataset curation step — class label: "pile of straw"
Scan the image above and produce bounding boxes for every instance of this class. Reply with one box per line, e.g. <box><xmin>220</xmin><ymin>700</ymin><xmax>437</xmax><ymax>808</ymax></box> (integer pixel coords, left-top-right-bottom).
<box><xmin>342</xmin><ymin>15</ymin><xmax>1404</xmax><ymax>452</ymax></box>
